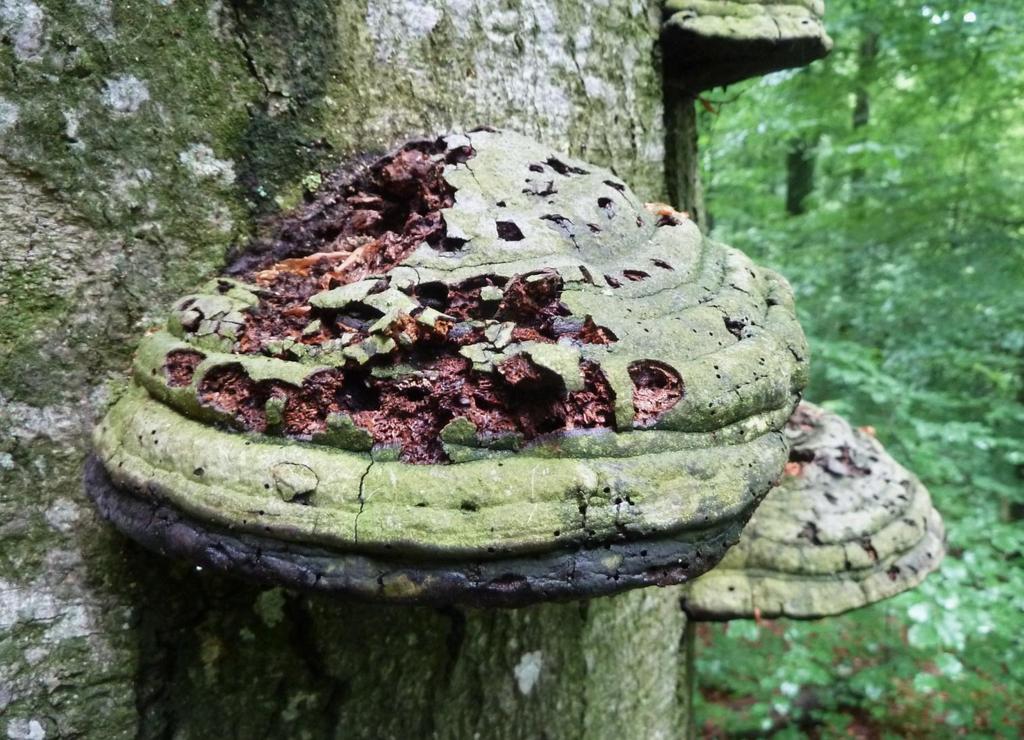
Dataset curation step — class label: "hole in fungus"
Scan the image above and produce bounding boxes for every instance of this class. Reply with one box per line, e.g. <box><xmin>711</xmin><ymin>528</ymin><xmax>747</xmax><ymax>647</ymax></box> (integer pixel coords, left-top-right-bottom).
<box><xmin>656</xmin><ymin>211</ymin><xmax>681</xmax><ymax>227</ymax></box>
<box><xmin>197</xmin><ymin>364</ymin><xmax>296</xmax><ymax>432</ymax></box>
<box><xmin>441</xmin><ymin>235</ymin><xmax>469</xmax><ymax>251</ymax></box>
<box><xmin>652</xmin><ymin>259</ymin><xmax>673</xmax><ymax>271</ymax></box>
<box><xmin>597</xmin><ymin>197</ymin><xmax>615</xmax><ymax>217</ymax></box>
<box><xmin>603</xmin><ymin>179</ymin><xmax>626</xmax><ymax>193</ymax></box>
<box><xmin>604</xmin><ymin>274</ymin><xmax>622</xmax><ymax>288</ymax></box>
<box><xmin>622</xmin><ymin>269</ymin><xmax>650</xmax><ymax>282</ymax></box>
<box><xmin>545</xmin><ymin>156</ymin><xmax>588</xmax><ymax>175</ymax></box>
<box><xmin>824</xmin><ymin>445</ymin><xmax>871</xmax><ymax>478</ymax></box>
<box><xmin>789</xmin><ymin>446</ymin><xmax>815</xmax><ymax>463</ymax></box>
<box><xmin>496</xmin><ymin>220</ymin><xmax>525</xmax><ymax>241</ymax></box>
<box><xmin>414</xmin><ymin>281</ymin><xmax>451</xmax><ymax>311</ymax></box>
<box><xmin>164</xmin><ymin>349</ymin><xmax>206</xmax><ymax>387</ymax></box>
<box><xmin>628</xmin><ymin>361</ymin><xmax>683</xmax><ymax>427</ymax></box>
<box><xmin>445</xmin><ymin>144</ymin><xmax>475</xmax><ymax>164</ymax></box>
<box><xmin>724</xmin><ymin>316</ymin><xmax>749</xmax><ymax>339</ymax></box>
<box><xmin>798</xmin><ymin>521</ymin><xmax>823</xmax><ymax>545</ymax></box>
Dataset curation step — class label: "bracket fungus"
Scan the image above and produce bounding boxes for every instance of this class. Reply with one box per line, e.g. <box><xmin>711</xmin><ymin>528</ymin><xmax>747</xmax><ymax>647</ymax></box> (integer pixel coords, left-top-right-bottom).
<box><xmin>681</xmin><ymin>402</ymin><xmax>946</xmax><ymax>620</ymax></box>
<box><xmin>86</xmin><ymin>129</ymin><xmax>808</xmax><ymax>607</ymax></box>
<box><xmin>662</xmin><ymin>0</ymin><xmax>833</xmax><ymax>92</ymax></box>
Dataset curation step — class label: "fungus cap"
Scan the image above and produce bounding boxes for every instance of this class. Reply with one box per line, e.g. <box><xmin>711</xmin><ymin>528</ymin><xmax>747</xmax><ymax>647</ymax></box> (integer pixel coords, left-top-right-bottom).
<box><xmin>662</xmin><ymin>0</ymin><xmax>833</xmax><ymax>93</ymax></box>
<box><xmin>87</xmin><ymin>129</ymin><xmax>808</xmax><ymax>606</ymax></box>
<box><xmin>681</xmin><ymin>402</ymin><xmax>945</xmax><ymax>620</ymax></box>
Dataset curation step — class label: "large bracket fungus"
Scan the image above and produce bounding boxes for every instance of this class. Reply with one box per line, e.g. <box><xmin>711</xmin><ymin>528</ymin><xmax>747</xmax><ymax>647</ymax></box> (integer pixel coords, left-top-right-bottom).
<box><xmin>662</xmin><ymin>0</ymin><xmax>833</xmax><ymax>92</ymax></box>
<box><xmin>86</xmin><ymin>129</ymin><xmax>808</xmax><ymax>607</ymax></box>
<box><xmin>681</xmin><ymin>402</ymin><xmax>946</xmax><ymax>620</ymax></box>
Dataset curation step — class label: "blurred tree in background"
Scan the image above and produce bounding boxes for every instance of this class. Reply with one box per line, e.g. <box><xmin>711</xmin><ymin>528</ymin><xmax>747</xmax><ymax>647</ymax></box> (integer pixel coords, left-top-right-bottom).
<box><xmin>693</xmin><ymin>0</ymin><xmax>1024</xmax><ymax>736</ymax></box>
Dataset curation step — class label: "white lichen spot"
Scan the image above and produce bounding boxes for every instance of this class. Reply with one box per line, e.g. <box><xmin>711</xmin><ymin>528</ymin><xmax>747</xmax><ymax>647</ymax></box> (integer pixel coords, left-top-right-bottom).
<box><xmin>0</xmin><ymin>1</ymin><xmax>46</xmax><ymax>61</ymax></box>
<box><xmin>101</xmin><ymin>75</ymin><xmax>150</xmax><ymax>114</ymax></box>
<box><xmin>23</xmin><ymin>647</ymin><xmax>47</xmax><ymax>666</ymax></box>
<box><xmin>0</xmin><ymin>452</ymin><xmax>13</xmax><ymax>470</ymax></box>
<box><xmin>0</xmin><ymin>98</ymin><xmax>18</xmax><ymax>136</ymax></box>
<box><xmin>206</xmin><ymin>1</ymin><xmax>227</xmax><ymax>40</ymax></box>
<box><xmin>5</xmin><ymin>718</ymin><xmax>46</xmax><ymax>740</ymax></box>
<box><xmin>513</xmin><ymin>650</ymin><xmax>543</xmax><ymax>695</ymax></box>
<box><xmin>61</xmin><ymin>109</ymin><xmax>84</xmax><ymax>150</ymax></box>
<box><xmin>582</xmin><ymin>75</ymin><xmax>617</xmax><ymax>104</ymax></box>
<box><xmin>178</xmin><ymin>143</ymin><xmax>236</xmax><ymax>187</ymax></box>
<box><xmin>44</xmin><ymin>498</ymin><xmax>82</xmax><ymax>534</ymax></box>
<box><xmin>366</xmin><ymin>0</ymin><xmax>442</xmax><ymax>62</ymax></box>
<box><xmin>109</xmin><ymin>167</ymin><xmax>155</xmax><ymax>210</ymax></box>
<box><xmin>0</xmin><ymin>396</ymin><xmax>85</xmax><ymax>445</ymax></box>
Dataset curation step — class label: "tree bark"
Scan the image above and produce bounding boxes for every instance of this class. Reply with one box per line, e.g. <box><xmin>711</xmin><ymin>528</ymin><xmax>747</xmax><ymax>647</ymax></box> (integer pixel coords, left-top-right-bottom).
<box><xmin>663</xmin><ymin>92</ymin><xmax>708</xmax><ymax>231</ymax></box>
<box><xmin>785</xmin><ymin>134</ymin><xmax>819</xmax><ymax>216</ymax></box>
<box><xmin>1</xmin><ymin>2</ymin><xmax>698</xmax><ymax>738</ymax></box>
<box><xmin>849</xmin><ymin>28</ymin><xmax>879</xmax><ymax>204</ymax></box>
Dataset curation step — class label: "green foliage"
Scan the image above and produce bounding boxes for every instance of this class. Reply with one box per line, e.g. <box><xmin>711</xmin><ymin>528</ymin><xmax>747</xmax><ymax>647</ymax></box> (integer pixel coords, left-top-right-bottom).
<box><xmin>693</xmin><ymin>0</ymin><xmax>1024</xmax><ymax>735</ymax></box>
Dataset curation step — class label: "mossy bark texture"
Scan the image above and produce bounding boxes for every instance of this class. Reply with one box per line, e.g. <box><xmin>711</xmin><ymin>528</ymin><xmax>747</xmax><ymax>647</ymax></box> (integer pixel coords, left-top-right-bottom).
<box><xmin>0</xmin><ymin>2</ymin><xmax>698</xmax><ymax>738</ymax></box>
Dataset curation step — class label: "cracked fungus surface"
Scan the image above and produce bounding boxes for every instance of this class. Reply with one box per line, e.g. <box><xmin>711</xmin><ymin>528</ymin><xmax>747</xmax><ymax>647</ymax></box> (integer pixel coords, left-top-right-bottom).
<box><xmin>682</xmin><ymin>402</ymin><xmax>946</xmax><ymax>620</ymax></box>
<box><xmin>91</xmin><ymin>130</ymin><xmax>808</xmax><ymax>603</ymax></box>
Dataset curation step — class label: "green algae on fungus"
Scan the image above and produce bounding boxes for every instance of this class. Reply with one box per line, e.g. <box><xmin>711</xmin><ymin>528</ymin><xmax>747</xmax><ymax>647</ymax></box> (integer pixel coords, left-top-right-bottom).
<box><xmin>681</xmin><ymin>402</ymin><xmax>946</xmax><ymax>620</ymax></box>
<box><xmin>87</xmin><ymin>130</ymin><xmax>808</xmax><ymax>605</ymax></box>
<box><xmin>662</xmin><ymin>0</ymin><xmax>833</xmax><ymax>93</ymax></box>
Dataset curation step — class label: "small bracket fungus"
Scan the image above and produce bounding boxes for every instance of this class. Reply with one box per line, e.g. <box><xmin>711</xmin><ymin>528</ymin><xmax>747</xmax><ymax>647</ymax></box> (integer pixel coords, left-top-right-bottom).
<box><xmin>662</xmin><ymin>0</ymin><xmax>834</xmax><ymax>92</ymax></box>
<box><xmin>681</xmin><ymin>402</ymin><xmax>946</xmax><ymax>620</ymax></box>
<box><xmin>85</xmin><ymin>129</ymin><xmax>808</xmax><ymax>606</ymax></box>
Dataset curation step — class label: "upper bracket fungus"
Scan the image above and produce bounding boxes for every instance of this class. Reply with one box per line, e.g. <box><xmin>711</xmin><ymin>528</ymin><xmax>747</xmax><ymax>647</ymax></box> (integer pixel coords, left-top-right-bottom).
<box><xmin>662</xmin><ymin>0</ymin><xmax>834</xmax><ymax>92</ymax></box>
<box><xmin>85</xmin><ymin>129</ymin><xmax>808</xmax><ymax>607</ymax></box>
<box><xmin>681</xmin><ymin>402</ymin><xmax>946</xmax><ymax>620</ymax></box>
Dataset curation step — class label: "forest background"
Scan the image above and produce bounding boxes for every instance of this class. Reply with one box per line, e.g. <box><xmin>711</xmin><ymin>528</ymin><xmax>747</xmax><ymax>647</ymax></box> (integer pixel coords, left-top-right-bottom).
<box><xmin>692</xmin><ymin>1</ymin><xmax>1024</xmax><ymax>736</ymax></box>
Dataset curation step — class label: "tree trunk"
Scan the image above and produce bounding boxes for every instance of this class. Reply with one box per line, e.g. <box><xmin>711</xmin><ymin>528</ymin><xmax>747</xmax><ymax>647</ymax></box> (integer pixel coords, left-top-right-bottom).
<box><xmin>663</xmin><ymin>92</ymin><xmax>708</xmax><ymax>231</ymax></box>
<box><xmin>1</xmin><ymin>2</ymin><xmax>699</xmax><ymax>738</ymax></box>
<box><xmin>785</xmin><ymin>135</ymin><xmax>819</xmax><ymax>216</ymax></box>
<box><xmin>849</xmin><ymin>28</ymin><xmax>879</xmax><ymax>204</ymax></box>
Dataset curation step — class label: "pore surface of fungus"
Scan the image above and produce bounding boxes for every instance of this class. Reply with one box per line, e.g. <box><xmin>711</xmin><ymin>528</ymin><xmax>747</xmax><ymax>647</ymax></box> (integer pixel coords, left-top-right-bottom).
<box><xmin>681</xmin><ymin>402</ymin><xmax>946</xmax><ymax>620</ymax></box>
<box><xmin>87</xmin><ymin>129</ymin><xmax>808</xmax><ymax>606</ymax></box>
<box><xmin>662</xmin><ymin>0</ymin><xmax>833</xmax><ymax>92</ymax></box>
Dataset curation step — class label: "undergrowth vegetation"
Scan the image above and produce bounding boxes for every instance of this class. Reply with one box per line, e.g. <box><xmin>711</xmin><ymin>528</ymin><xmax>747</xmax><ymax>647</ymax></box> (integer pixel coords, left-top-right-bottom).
<box><xmin>694</xmin><ymin>1</ymin><xmax>1024</xmax><ymax>736</ymax></box>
